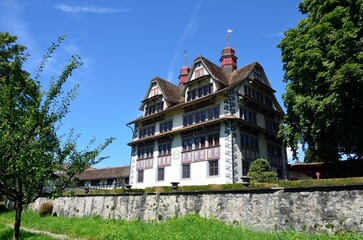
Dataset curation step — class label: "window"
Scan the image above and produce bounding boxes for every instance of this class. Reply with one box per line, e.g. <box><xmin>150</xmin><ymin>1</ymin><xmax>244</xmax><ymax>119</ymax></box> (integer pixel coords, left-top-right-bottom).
<box><xmin>209</xmin><ymin>160</ymin><xmax>219</xmax><ymax>176</ymax></box>
<box><xmin>186</xmin><ymin>83</ymin><xmax>213</xmax><ymax>102</ymax></box>
<box><xmin>182</xmin><ymin>139</ymin><xmax>193</xmax><ymax>151</ymax></box>
<box><xmin>145</xmin><ymin>101</ymin><xmax>164</xmax><ymax>116</ymax></box>
<box><xmin>241</xmin><ymin>132</ymin><xmax>259</xmax><ymax>161</ymax></box>
<box><xmin>138</xmin><ymin>146</ymin><xmax>154</xmax><ymax>159</ymax></box>
<box><xmin>139</xmin><ymin>126</ymin><xmax>155</xmax><ymax>138</ymax></box>
<box><xmin>182</xmin><ymin>164</ymin><xmax>190</xmax><ymax>178</ymax></box>
<box><xmin>240</xmin><ymin>108</ymin><xmax>257</xmax><ymax>124</ymax></box>
<box><xmin>195</xmin><ymin>112</ymin><xmax>201</xmax><ymax>123</ymax></box>
<box><xmin>160</xmin><ymin>120</ymin><xmax>173</xmax><ymax>133</ymax></box>
<box><xmin>265</xmin><ymin>119</ymin><xmax>279</xmax><ymax>133</ymax></box>
<box><xmin>183</xmin><ymin>106</ymin><xmax>219</xmax><ymax>127</ymax></box>
<box><xmin>201</xmin><ymin>111</ymin><xmax>206</xmax><ymax>122</ymax></box>
<box><xmin>158</xmin><ymin>143</ymin><xmax>171</xmax><ymax>156</ymax></box>
<box><xmin>137</xmin><ymin>170</ymin><xmax>144</xmax><ymax>183</ymax></box>
<box><xmin>194</xmin><ymin>137</ymin><xmax>201</xmax><ymax>149</ymax></box>
<box><xmin>253</xmin><ymin>70</ymin><xmax>263</xmax><ymax>81</ymax></box>
<box><xmin>214</xmin><ymin>107</ymin><xmax>220</xmax><ymax>118</ymax></box>
<box><xmin>157</xmin><ymin>168</ymin><xmax>165</xmax><ymax>181</ymax></box>
<box><xmin>208</xmin><ymin>133</ymin><xmax>220</xmax><ymax>147</ymax></box>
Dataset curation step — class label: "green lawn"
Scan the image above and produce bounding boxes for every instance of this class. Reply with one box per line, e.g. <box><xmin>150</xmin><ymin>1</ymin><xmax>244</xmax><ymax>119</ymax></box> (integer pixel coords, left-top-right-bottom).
<box><xmin>0</xmin><ymin>211</ymin><xmax>362</xmax><ymax>240</ymax></box>
<box><xmin>0</xmin><ymin>223</ymin><xmax>55</xmax><ymax>240</ymax></box>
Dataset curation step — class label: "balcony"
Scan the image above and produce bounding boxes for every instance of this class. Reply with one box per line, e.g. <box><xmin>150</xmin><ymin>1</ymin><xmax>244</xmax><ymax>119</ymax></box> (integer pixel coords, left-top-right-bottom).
<box><xmin>181</xmin><ymin>146</ymin><xmax>220</xmax><ymax>163</ymax></box>
<box><xmin>157</xmin><ymin>155</ymin><xmax>172</xmax><ymax>167</ymax></box>
<box><xmin>136</xmin><ymin>157</ymin><xmax>153</xmax><ymax>170</ymax></box>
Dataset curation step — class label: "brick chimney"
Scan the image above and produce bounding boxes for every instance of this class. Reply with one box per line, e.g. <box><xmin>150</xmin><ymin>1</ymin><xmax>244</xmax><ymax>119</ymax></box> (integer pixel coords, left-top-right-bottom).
<box><xmin>178</xmin><ymin>65</ymin><xmax>190</xmax><ymax>86</ymax></box>
<box><xmin>219</xmin><ymin>46</ymin><xmax>238</xmax><ymax>73</ymax></box>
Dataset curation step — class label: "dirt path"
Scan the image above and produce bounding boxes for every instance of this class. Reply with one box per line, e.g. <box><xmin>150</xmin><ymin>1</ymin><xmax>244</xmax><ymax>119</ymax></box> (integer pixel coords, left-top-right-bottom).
<box><xmin>6</xmin><ymin>224</ymin><xmax>78</xmax><ymax>240</ymax></box>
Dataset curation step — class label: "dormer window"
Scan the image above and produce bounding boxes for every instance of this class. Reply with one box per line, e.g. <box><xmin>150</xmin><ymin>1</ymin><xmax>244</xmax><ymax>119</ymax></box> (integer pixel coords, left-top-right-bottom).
<box><xmin>149</xmin><ymin>82</ymin><xmax>160</xmax><ymax>98</ymax></box>
<box><xmin>186</xmin><ymin>83</ymin><xmax>213</xmax><ymax>102</ymax></box>
<box><xmin>253</xmin><ymin>69</ymin><xmax>263</xmax><ymax>82</ymax></box>
<box><xmin>195</xmin><ymin>68</ymin><xmax>204</xmax><ymax>78</ymax></box>
<box><xmin>145</xmin><ymin>101</ymin><xmax>164</xmax><ymax>116</ymax></box>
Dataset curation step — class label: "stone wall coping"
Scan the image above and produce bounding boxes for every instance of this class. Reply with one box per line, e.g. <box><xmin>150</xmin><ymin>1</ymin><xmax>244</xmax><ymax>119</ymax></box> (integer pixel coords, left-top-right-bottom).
<box><xmin>67</xmin><ymin>184</ymin><xmax>363</xmax><ymax>198</ymax></box>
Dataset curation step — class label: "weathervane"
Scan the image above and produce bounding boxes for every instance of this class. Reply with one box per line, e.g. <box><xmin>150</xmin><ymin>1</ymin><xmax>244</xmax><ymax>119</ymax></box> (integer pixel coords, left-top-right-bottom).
<box><xmin>184</xmin><ymin>50</ymin><xmax>188</xmax><ymax>66</ymax></box>
<box><xmin>226</xmin><ymin>29</ymin><xmax>233</xmax><ymax>46</ymax></box>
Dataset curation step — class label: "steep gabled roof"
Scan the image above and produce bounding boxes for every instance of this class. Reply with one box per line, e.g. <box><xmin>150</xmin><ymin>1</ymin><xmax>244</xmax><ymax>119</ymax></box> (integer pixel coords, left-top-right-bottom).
<box><xmin>154</xmin><ymin>77</ymin><xmax>184</xmax><ymax>104</ymax></box>
<box><xmin>229</xmin><ymin>62</ymin><xmax>257</xmax><ymax>84</ymax></box>
<box><xmin>195</xmin><ymin>55</ymin><xmax>229</xmax><ymax>85</ymax></box>
<box><xmin>139</xmin><ymin>76</ymin><xmax>184</xmax><ymax>110</ymax></box>
<box><xmin>78</xmin><ymin>166</ymin><xmax>130</xmax><ymax>181</ymax></box>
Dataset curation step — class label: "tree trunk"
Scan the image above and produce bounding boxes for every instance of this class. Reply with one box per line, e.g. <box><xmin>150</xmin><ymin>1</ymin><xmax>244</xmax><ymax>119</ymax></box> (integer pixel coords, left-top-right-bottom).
<box><xmin>13</xmin><ymin>200</ymin><xmax>22</xmax><ymax>240</ymax></box>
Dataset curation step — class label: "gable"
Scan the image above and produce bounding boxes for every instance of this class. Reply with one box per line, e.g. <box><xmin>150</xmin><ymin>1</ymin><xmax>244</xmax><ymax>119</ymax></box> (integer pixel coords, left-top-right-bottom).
<box><xmin>139</xmin><ymin>77</ymin><xmax>183</xmax><ymax>111</ymax></box>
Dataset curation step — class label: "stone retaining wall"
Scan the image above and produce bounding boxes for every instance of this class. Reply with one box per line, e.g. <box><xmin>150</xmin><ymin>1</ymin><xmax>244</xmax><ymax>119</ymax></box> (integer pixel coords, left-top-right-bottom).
<box><xmin>29</xmin><ymin>185</ymin><xmax>363</xmax><ymax>233</ymax></box>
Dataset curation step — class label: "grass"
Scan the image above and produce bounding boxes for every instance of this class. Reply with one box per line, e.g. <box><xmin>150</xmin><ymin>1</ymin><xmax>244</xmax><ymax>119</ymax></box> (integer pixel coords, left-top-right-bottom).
<box><xmin>1</xmin><ymin>211</ymin><xmax>362</xmax><ymax>240</ymax></box>
<box><xmin>0</xmin><ymin>223</ymin><xmax>55</xmax><ymax>240</ymax></box>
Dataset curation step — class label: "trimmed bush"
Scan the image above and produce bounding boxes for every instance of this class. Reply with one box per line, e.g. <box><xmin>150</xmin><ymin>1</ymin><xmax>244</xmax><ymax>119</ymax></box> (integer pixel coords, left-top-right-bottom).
<box><xmin>39</xmin><ymin>202</ymin><xmax>53</xmax><ymax>217</ymax></box>
<box><xmin>247</xmin><ymin>158</ymin><xmax>278</xmax><ymax>183</ymax></box>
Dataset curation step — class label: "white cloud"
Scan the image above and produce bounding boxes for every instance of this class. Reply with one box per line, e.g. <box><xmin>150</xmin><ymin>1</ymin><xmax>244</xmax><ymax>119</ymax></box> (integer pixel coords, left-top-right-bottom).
<box><xmin>167</xmin><ymin>0</ymin><xmax>202</xmax><ymax>82</ymax></box>
<box><xmin>55</xmin><ymin>4</ymin><xmax>130</xmax><ymax>14</ymax></box>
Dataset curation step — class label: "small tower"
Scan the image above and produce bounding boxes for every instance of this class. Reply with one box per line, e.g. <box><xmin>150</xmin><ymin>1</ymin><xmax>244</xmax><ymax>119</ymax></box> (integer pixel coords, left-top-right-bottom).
<box><xmin>178</xmin><ymin>50</ymin><xmax>190</xmax><ymax>86</ymax></box>
<box><xmin>219</xmin><ymin>30</ymin><xmax>238</xmax><ymax>73</ymax></box>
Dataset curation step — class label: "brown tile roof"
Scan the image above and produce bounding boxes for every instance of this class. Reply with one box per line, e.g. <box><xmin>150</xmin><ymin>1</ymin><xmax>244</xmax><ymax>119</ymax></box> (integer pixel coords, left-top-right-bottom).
<box><xmin>229</xmin><ymin>62</ymin><xmax>257</xmax><ymax>84</ymax></box>
<box><xmin>78</xmin><ymin>166</ymin><xmax>130</xmax><ymax>181</ymax></box>
<box><xmin>154</xmin><ymin>76</ymin><xmax>184</xmax><ymax>104</ymax></box>
<box><xmin>129</xmin><ymin>55</ymin><xmax>267</xmax><ymax>124</ymax></box>
<box><xmin>196</xmin><ymin>56</ymin><xmax>230</xmax><ymax>85</ymax></box>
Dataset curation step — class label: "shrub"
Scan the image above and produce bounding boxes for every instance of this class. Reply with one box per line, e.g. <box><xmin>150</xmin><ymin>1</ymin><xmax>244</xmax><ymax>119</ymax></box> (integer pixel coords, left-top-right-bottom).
<box><xmin>39</xmin><ymin>202</ymin><xmax>53</xmax><ymax>217</ymax></box>
<box><xmin>247</xmin><ymin>158</ymin><xmax>277</xmax><ymax>183</ymax></box>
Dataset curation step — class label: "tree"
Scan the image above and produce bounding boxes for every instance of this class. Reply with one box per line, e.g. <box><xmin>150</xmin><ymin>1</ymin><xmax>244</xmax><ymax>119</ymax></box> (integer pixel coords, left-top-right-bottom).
<box><xmin>247</xmin><ymin>158</ymin><xmax>277</xmax><ymax>183</ymax></box>
<box><xmin>0</xmin><ymin>32</ymin><xmax>114</xmax><ymax>240</ymax></box>
<box><xmin>278</xmin><ymin>0</ymin><xmax>363</xmax><ymax>162</ymax></box>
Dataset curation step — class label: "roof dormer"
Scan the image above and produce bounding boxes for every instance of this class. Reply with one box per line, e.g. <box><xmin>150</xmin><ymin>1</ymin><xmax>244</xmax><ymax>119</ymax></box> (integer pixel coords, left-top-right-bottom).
<box><xmin>139</xmin><ymin>77</ymin><xmax>183</xmax><ymax>114</ymax></box>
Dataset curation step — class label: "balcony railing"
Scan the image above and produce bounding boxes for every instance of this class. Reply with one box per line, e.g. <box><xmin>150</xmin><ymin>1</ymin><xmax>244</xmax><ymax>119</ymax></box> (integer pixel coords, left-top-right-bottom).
<box><xmin>157</xmin><ymin>154</ymin><xmax>172</xmax><ymax>167</ymax></box>
<box><xmin>181</xmin><ymin>146</ymin><xmax>220</xmax><ymax>163</ymax></box>
<box><xmin>136</xmin><ymin>157</ymin><xmax>153</xmax><ymax>170</ymax></box>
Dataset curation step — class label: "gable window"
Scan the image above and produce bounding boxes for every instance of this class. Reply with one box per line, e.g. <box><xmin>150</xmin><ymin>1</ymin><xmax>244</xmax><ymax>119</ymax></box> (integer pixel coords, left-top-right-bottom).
<box><xmin>209</xmin><ymin>160</ymin><xmax>219</xmax><ymax>176</ymax></box>
<box><xmin>253</xmin><ymin>69</ymin><xmax>263</xmax><ymax>82</ymax></box>
<box><xmin>157</xmin><ymin>168</ymin><xmax>165</xmax><ymax>181</ymax></box>
<box><xmin>182</xmin><ymin>164</ymin><xmax>191</xmax><ymax>178</ymax></box>
<box><xmin>145</xmin><ymin>101</ymin><xmax>164</xmax><ymax>116</ymax></box>
<box><xmin>137</xmin><ymin>170</ymin><xmax>144</xmax><ymax>183</ymax></box>
<box><xmin>195</xmin><ymin>68</ymin><xmax>204</xmax><ymax>78</ymax></box>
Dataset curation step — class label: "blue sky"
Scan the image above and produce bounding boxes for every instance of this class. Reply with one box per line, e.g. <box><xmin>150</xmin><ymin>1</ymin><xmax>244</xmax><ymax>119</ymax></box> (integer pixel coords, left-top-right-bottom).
<box><xmin>0</xmin><ymin>0</ymin><xmax>305</xmax><ymax>168</ymax></box>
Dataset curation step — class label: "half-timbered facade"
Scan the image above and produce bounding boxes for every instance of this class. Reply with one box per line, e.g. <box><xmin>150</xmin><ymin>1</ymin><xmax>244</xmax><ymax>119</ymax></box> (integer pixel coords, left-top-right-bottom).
<box><xmin>127</xmin><ymin>44</ymin><xmax>287</xmax><ymax>188</ymax></box>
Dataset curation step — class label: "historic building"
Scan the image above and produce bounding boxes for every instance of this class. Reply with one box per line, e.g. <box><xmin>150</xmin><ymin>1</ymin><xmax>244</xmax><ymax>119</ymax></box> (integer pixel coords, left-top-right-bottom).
<box><xmin>127</xmin><ymin>42</ymin><xmax>287</xmax><ymax>188</ymax></box>
<box><xmin>78</xmin><ymin>166</ymin><xmax>130</xmax><ymax>189</ymax></box>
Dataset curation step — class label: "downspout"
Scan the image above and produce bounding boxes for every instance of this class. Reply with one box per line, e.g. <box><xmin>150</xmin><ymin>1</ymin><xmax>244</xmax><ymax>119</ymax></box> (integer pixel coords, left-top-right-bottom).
<box><xmin>126</xmin><ymin>123</ymin><xmax>135</xmax><ymax>185</ymax></box>
<box><xmin>225</xmin><ymin>89</ymin><xmax>236</xmax><ymax>183</ymax></box>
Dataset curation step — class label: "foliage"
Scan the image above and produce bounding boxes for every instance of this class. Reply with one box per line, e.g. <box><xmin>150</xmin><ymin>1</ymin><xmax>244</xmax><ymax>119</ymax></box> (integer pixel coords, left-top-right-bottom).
<box><xmin>247</xmin><ymin>158</ymin><xmax>278</xmax><ymax>183</ymax></box>
<box><xmin>0</xmin><ymin>32</ymin><xmax>114</xmax><ymax>239</ymax></box>
<box><xmin>278</xmin><ymin>0</ymin><xmax>363</xmax><ymax>162</ymax></box>
<box><xmin>304</xmin><ymin>147</ymin><xmax>324</xmax><ymax>163</ymax></box>
<box><xmin>1</xmin><ymin>211</ymin><xmax>362</xmax><ymax>240</ymax></box>
<box><xmin>39</xmin><ymin>202</ymin><xmax>53</xmax><ymax>217</ymax></box>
